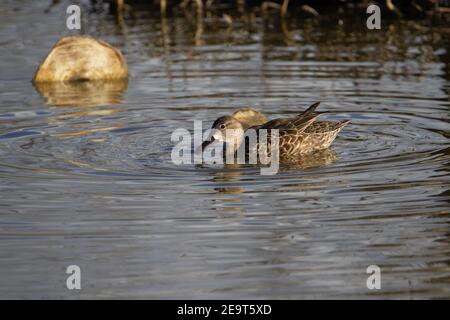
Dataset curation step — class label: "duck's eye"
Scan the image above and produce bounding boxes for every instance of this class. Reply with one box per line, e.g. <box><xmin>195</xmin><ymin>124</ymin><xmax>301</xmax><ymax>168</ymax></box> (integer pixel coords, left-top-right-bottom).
<box><xmin>220</xmin><ymin>124</ymin><xmax>226</xmax><ymax>129</ymax></box>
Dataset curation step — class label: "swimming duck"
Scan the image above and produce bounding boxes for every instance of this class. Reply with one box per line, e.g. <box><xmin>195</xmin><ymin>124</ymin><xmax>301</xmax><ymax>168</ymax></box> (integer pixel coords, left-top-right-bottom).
<box><xmin>33</xmin><ymin>35</ymin><xmax>128</xmax><ymax>82</ymax></box>
<box><xmin>201</xmin><ymin>102</ymin><xmax>350</xmax><ymax>158</ymax></box>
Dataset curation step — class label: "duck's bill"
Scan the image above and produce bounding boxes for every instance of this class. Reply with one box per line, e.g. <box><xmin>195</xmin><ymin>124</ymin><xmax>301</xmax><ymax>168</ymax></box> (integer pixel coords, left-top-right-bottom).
<box><xmin>197</xmin><ymin>136</ymin><xmax>216</xmax><ymax>153</ymax></box>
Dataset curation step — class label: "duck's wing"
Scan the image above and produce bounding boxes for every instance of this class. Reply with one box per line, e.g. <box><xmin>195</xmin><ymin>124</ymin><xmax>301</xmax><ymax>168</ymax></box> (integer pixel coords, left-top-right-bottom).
<box><xmin>259</xmin><ymin>115</ymin><xmax>317</xmax><ymax>131</ymax></box>
<box><xmin>304</xmin><ymin>119</ymin><xmax>350</xmax><ymax>134</ymax></box>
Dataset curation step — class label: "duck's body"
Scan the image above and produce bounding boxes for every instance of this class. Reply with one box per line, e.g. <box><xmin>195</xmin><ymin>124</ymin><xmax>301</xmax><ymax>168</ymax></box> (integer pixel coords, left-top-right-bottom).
<box><xmin>202</xmin><ymin>102</ymin><xmax>350</xmax><ymax>159</ymax></box>
<box><xmin>33</xmin><ymin>36</ymin><xmax>128</xmax><ymax>83</ymax></box>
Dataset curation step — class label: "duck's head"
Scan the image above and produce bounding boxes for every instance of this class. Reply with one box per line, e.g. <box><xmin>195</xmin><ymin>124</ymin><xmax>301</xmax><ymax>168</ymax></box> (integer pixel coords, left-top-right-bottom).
<box><xmin>201</xmin><ymin>116</ymin><xmax>245</xmax><ymax>151</ymax></box>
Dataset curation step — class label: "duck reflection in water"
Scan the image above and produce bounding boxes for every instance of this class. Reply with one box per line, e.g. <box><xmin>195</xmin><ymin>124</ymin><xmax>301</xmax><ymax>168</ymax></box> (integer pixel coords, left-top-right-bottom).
<box><xmin>211</xmin><ymin>149</ymin><xmax>338</xmax><ymax>194</ymax></box>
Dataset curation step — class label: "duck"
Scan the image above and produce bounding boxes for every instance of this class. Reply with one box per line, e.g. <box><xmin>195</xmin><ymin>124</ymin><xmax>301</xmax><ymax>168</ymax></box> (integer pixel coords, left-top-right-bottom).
<box><xmin>33</xmin><ymin>35</ymin><xmax>128</xmax><ymax>83</ymax></box>
<box><xmin>201</xmin><ymin>102</ymin><xmax>350</xmax><ymax>159</ymax></box>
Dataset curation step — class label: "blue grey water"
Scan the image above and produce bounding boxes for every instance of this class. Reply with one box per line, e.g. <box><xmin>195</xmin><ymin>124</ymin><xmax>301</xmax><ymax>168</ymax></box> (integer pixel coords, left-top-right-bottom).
<box><xmin>0</xmin><ymin>1</ymin><xmax>449</xmax><ymax>298</ymax></box>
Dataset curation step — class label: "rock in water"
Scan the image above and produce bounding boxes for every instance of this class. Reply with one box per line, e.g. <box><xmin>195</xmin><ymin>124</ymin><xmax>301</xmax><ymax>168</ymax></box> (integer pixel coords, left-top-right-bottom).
<box><xmin>33</xmin><ymin>35</ymin><xmax>128</xmax><ymax>82</ymax></box>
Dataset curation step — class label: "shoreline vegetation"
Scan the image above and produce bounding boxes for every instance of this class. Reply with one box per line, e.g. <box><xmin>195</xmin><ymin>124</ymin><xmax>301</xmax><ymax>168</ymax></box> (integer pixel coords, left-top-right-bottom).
<box><xmin>105</xmin><ymin>0</ymin><xmax>450</xmax><ymax>21</ymax></box>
